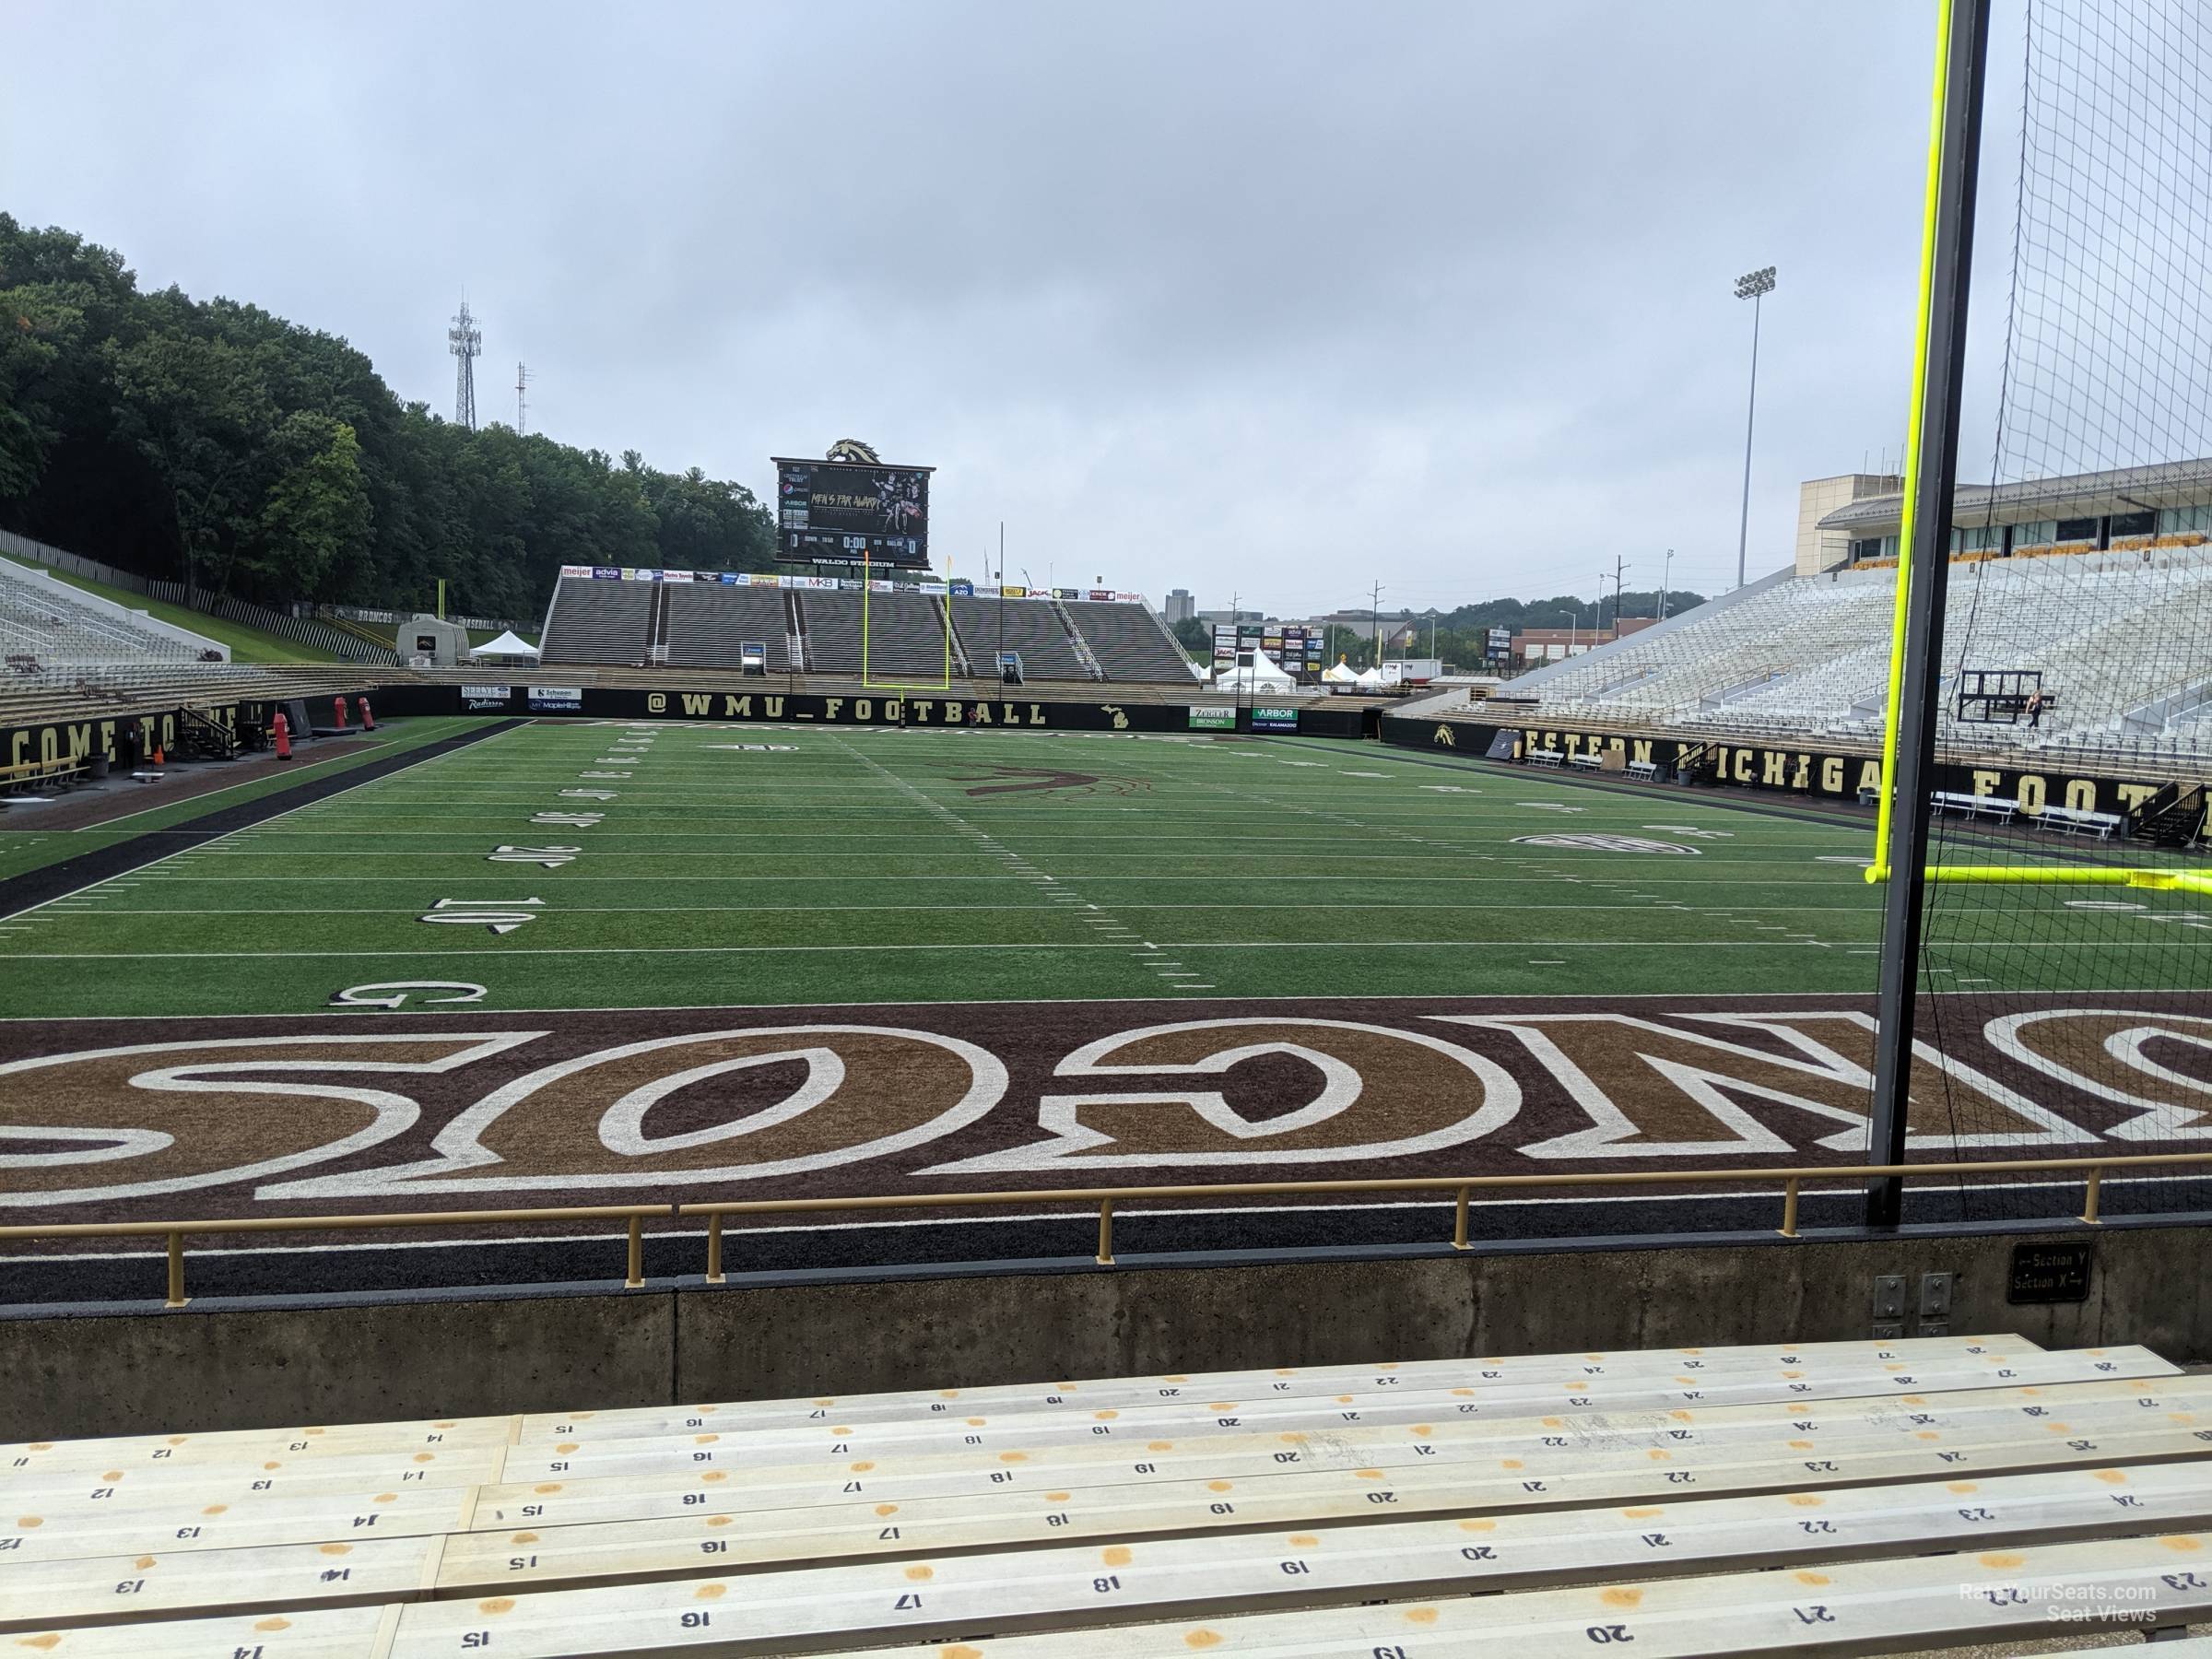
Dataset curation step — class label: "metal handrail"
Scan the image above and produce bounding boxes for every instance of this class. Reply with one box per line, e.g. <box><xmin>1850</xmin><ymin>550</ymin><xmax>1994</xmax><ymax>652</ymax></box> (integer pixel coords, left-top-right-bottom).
<box><xmin>677</xmin><ymin>1149</ymin><xmax>2212</xmax><ymax>1278</ymax></box>
<box><xmin>8</xmin><ymin>1149</ymin><xmax>2212</xmax><ymax>1305</ymax></box>
<box><xmin>0</xmin><ymin>1205</ymin><xmax>670</xmax><ymax>1309</ymax></box>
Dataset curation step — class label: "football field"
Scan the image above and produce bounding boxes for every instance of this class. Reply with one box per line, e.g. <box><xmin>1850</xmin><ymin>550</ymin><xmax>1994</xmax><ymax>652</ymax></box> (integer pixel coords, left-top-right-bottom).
<box><xmin>4</xmin><ymin>717</ymin><xmax>2206</xmax><ymax>1300</ymax></box>
<box><xmin>0</xmin><ymin>717</ymin><xmax>1981</xmax><ymax>1018</ymax></box>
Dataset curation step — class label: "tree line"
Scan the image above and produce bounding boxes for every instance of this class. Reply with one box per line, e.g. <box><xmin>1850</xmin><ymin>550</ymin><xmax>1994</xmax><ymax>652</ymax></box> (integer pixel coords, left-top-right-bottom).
<box><xmin>0</xmin><ymin>217</ymin><xmax>778</xmax><ymax>619</ymax></box>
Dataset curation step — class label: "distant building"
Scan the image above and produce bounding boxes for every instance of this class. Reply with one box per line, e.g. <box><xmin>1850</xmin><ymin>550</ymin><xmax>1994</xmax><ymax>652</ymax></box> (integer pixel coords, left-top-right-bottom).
<box><xmin>1795</xmin><ymin>473</ymin><xmax>1905</xmax><ymax>574</ymax></box>
<box><xmin>1802</xmin><ymin>457</ymin><xmax>2212</xmax><ymax>574</ymax></box>
<box><xmin>1164</xmin><ymin>588</ymin><xmax>1195</xmax><ymax>624</ymax></box>
<box><xmin>1509</xmin><ymin>618</ymin><xmax>1655</xmax><ymax>665</ymax></box>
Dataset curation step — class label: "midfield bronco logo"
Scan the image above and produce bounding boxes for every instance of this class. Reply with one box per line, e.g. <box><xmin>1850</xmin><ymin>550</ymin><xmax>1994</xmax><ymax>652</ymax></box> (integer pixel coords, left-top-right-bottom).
<box><xmin>1</xmin><ymin>994</ymin><xmax>2206</xmax><ymax>1217</ymax></box>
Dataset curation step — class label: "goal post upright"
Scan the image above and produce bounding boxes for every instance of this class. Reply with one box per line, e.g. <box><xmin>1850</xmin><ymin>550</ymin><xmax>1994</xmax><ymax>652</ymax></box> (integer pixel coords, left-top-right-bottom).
<box><xmin>1865</xmin><ymin>0</ymin><xmax>1994</xmax><ymax>1230</ymax></box>
<box><xmin>858</xmin><ymin>546</ymin><xmax>957</xmax><ymax>695</ymax></box>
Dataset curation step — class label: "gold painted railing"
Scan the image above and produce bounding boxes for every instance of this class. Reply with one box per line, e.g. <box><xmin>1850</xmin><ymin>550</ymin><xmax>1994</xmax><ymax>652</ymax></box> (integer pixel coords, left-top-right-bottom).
<box><xmin>6</xmin><ymin>1150</ymin><xmax>2210</xmax><ymax>1307</ymax></box>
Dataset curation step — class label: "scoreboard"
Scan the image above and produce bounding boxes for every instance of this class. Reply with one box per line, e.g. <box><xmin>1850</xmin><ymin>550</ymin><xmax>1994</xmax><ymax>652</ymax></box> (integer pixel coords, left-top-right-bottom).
<box><xmin>1213</xmin><ymin>622</ymin><xmax>1328</xmax><ymax>677</ymax></box>
<box><xmin>774</xmin><ymin>457</ymin><xmax>933</xmax><ymax>568</ymax></box>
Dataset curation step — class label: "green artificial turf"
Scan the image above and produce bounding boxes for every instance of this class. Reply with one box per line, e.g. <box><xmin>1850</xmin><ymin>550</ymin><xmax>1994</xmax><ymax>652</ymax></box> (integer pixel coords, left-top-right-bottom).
<box><xmin>0</xmin><ymin>721</ymin><xmax>2194</xmax><ymax>1019</ymax></box>
<box><xmin>0</xmin><ymin>717</ymin><xmax>486</xmax><ymax>884</ymax></box>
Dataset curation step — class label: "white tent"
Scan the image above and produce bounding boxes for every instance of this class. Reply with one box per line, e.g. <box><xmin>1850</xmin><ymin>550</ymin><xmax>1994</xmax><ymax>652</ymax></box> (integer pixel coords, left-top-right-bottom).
<box><xmin>472</xmin><ymin>629</ymin><xmax>540</xmax><ymax>661</ymax></box>
<box><xmin>1211</xmin><ymin>649</ymin><xmax>1297</xmax><ymax>693</ymax></box>
<box><xmin>1321</xmin><ymin>660</ymin><xmax>1359</xmax><ymax>685</ymax></box>
<box><xmin>1354</xmin><ymin>665</ymin><xmax>1385</xmax><ymax>688</ymax></box>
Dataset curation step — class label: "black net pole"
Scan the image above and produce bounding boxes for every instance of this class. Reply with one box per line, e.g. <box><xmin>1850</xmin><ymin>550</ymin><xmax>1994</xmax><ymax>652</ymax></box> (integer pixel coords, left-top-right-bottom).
<box><xmin>1867</xmin><ymin>0</ymin><xmax>1995</xmax><ymax>1230</ymax></box>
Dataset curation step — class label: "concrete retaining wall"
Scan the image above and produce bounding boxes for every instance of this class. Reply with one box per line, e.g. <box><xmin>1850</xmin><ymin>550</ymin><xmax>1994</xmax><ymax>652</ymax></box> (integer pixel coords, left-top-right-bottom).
<box><xmin>6</xmin><ymin>1224</ymin><xmax>2206</xmax><ymax>1442</ymax></box>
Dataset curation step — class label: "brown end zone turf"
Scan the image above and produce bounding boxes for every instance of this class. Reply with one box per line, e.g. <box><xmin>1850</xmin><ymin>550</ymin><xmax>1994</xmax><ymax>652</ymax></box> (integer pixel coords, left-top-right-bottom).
<box><xmin>3</xmin><ymin>990</ymin><xmax>2206</xmax><ymax>1229</ymax></box>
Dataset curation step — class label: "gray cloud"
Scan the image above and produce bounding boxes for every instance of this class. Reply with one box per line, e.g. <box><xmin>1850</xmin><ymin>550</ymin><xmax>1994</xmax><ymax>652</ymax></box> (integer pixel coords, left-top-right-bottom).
<box><xmin>6</xmin><ymin>0</ymin><xmax>2019</xmax><ymax>613</ymax></box>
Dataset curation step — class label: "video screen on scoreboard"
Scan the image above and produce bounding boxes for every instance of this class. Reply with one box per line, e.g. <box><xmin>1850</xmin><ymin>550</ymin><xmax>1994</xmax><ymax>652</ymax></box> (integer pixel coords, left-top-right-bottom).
<box><xmin>1213</xmin><ymin>622</ymin><xmax>1327</xmax><ymax>676</ymax></box>
<box><xmin>774</xmin><ymin>457</ymin><xmax>933</xmax><ymax>568</ymax></box>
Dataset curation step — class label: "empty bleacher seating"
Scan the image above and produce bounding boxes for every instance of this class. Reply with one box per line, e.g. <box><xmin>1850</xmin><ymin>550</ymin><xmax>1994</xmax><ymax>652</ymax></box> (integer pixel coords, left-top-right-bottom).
<box><xmin>539</xmin><ymin>580</ymin><xmax>653</xmax><ymax>666</ymax></box>
<box><xmin>527</xmin><ymin>577</ymin><xmax>1194</xmax><ymax>685</ymax></box>
<box><xmin>946</xmin><ymin>594</ymin><xmax>1088</xmax><ymax>680</ymax></box>
<box><xmin>1519</xmin><ymin>544</ymin><xmax>2212</xmax><ymax>770</ymax></box>
<box><xmin>1071</xmin><ymin>599</ymin><xmax>1190</xmax><ymax>680</ymax></box>
<box><xmin>0</xmin><ymin>558</ymin><xmax>208</xmax><ymax>667</ymax></box>
<box><xmin>6</xmin><ymin>1334</ymin><xmax>2209</xmax><ymax>1654</ymax></box>
<box><xmin>798</xmin><ymin>589</ymin><xmax>959</xmax><ymax>678</ymax></box>
<box><xmin>663</xmin><ymin>582</ymin><xmax>796</xmax><ymax>672</ymax></box>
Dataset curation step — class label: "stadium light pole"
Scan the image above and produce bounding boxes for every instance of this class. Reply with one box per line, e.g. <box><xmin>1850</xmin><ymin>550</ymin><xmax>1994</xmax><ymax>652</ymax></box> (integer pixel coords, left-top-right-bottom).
<box><xmin>1866</xmin><ymin>0</ymin><xmax>1993</xmax><ymax>1230</ymax></box>
<box><xmin>1660</xmin><ymin>548</ymin><xmax>1675</xmax><ymax>620</ymax></box>
<box><xmin>996</xmin><ymin>522</ymin><xmax>1006</xmax><ymax>677</ymax></box>
<box><xmin>1733</xmin><ymin>265</ymin><xmax>1777</xmax><ymax>592</ymax></box>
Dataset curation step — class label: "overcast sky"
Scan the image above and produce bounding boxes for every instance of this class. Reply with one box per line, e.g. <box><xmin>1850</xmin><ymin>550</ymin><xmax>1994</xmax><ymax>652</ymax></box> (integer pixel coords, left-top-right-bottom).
<box><xmin>6</xmin><ymin>1</ymin><xmax>2027</xmax><ymax>615</ymax></box>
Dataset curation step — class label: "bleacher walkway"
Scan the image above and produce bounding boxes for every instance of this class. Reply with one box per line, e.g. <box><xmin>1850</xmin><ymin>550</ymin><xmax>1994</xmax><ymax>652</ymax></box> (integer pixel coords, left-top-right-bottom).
<box><xmin>6</xmin><ymin>1335</ymin><xmax>2209</xmax><ymax>1654</ymax></box>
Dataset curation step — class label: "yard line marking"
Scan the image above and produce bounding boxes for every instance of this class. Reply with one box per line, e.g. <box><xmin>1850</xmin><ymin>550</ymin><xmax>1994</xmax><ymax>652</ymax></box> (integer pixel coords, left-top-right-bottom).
<box><xmin>2</xmin><ymin>720</ymin><xmax>536</xmax><ymax>924</ymax></box>
<box><xmin>0</xmin><ymin>935</ymin><xmax>1927</xmax><ymax>960</ymax></box>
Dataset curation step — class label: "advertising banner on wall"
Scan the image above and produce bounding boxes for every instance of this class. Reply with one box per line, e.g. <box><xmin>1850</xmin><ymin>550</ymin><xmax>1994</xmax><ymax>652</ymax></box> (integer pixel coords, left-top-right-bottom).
<box><xmin>1251</xmin><ymin>706</ymin><xmax>1300</xmax><ymax>732</ymax></box>
<box><xmin>1377</xmin><ymin>714</ymin><xmax>2184</xmax><ymax>823</ymax></box>
<box><xmin>950</xmin><ymin>580</ymin><xmax>976</xmax><ymax>595</ymax></box>
<box><xmin>526</xmin><ymin>686</ymin><xmax>584</xmax><ymax>712</ymax></box>
<box><xmin>1188</xmin><ymin>707</ymin><xmax>1238</xmax><ymax>730</ymax></box>
<box><xmin>460</xmin><ymin>685</ymin><xmax>512</xmax><ymax>711</ymax></box>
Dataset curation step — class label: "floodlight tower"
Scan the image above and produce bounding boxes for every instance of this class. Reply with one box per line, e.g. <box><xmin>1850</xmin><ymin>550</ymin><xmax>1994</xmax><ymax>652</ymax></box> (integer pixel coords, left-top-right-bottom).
<box><xmin>1732</xmin><ymin>265</ymin><xmax>1776</xmax><ymax>590</ymax></box>
<box><xmin>449</xmin><ymin>300</ymin><xmax>482</xmax><ymax>431</ymax></box>
<box><xmin>515</xmin><ymin>362</ymin><xmax>530</xmax><ymax>435</ymax></box>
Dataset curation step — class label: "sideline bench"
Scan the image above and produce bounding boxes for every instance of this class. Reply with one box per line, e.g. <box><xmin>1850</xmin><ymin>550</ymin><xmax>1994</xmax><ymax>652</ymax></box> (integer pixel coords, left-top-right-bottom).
<box><xmin>1930</xmin><ymin>789</ymin><xmax>2016</xmax><ymax>824</ymax></box>
<box><xmin>1526</xmin><ymin>747</ymin><xmax>1564</xmax><ymax>768</ymax></box>
<box><xmin>2037</xmin><ymin>803</ymin><xmax>2125</xmax><ymax>840</ymax></box>
<box><xmin>1626</xmin><ymin>759</ymin><xmax>1661</xmax><ymax>782</ymax></box>
<box><xmin>1567</xmin><ymin>752</ymin><xmax>1603</xmax><ymax>771</ymax></box>
<box><xmin>0</xmin><ymin>757</ymin><xmax>88</xmax><ymax>796</ymax></box>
